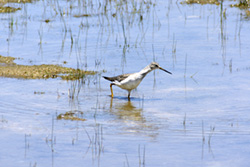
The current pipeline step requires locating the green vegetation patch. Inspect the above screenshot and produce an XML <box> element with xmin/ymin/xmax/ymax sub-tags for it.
<box><xmin>57</xmin><ymin>111</ymin><xmax>86</xmax><ymax>121</ymax></box>
<box><xmin>246</xmin><ymin>10</ymin><xmax>250</xmax><ymax>17</ymax></box>
<box><xmin>0</xmin><ymin>0</ymin><xmax>33</xmax><ymax>13</ymax></box>
<box><xmin>0</xmin><ymin>6</ymin><xmax>21</xmax><ymax>13</ymax></box>
<box><xmin>230</xmin><ymin>0</ymin><xmax>250</xmax><ymax>8</ymax></box>
<box><xmin>73</xmin><ymin>14</ymin><xmax>92</xmax><ymax>18</ymax></box>
<box><xmin>181</xmin><ymin>0</ymin><xmax>220</xmax><ymax>5</ymax></box>
<box><xmin>0</xmin><ymin>55</ymin><xmax>95</xmax><ymax>80</ymax></box>
<box><xmin>0</xmin><ymin>55</ymin><xmax>16</xmax><ymax>65</ymax></box>
<box><xmin>1</xmin><ymin>0</ymin><xmax>32</xmax><ymax>2</ymax></box>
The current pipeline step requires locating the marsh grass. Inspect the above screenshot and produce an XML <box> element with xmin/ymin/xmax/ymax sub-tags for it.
<box><xmin>45</xmin><ymin>116</ymin><xmax>56</xmax><ymax>153</ymax></box>
<box><xmin>82</xmin><ymin>124</ymin><xmax>104</xmax><ymax>166</ymax></box>
<box><xmin>183</xmin><ymin>113</ymin><xmax>186</xmax><ymax>127</ymax></box>
<box><xmin>172</xmin><ymin>34</ymin><xmax>177</xmax><ymax>68</ymax></box>
<box><xmin>125</xmin><ymin>153</ymin><xmax>130</xmax><ymax>167</ymax></box>
<box><xmin>138</xmin><ymin>145</ymin><xmax>146</xmax><ymax>167</ymax></box>
<box><xmin>208</xmin><ymin>125</ymin><xmax>215</xmax><ymax>146</ymax></box>
<box><xmin>124</xmin><ymin>145</ymin><xmax>146</xmax><ymax>167</ymax></box>
<box><xmin>1</xmin><ymin>0</ymin><xmax>160</xmax><ymax>79</ymax></box>
<box><xmin>229</xmin><ymin>59</ymin><xmax>232</xmax><ymax>73</ymax></box>
<box><xmin>0</xmin><ymin>115</ymin><xmax>8</xmax><ymax>124</ymax></box>
<box><xmin>24</xmin><ymin>134</ymin><xmax>31</xmax><ymax>158</ymax></box>
<box><xmin>202</xmin><ymin>121</ymin><xmax>205</xmax><ymax>143</ymax></box>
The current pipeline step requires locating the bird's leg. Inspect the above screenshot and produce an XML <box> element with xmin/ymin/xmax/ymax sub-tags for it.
<box><xmin>110</xmin><ymin>96</ymin><xmax>113</xmax><ymax>109</ymax></box>
<box><xmin>128</xmin><ymin>91</ymin><xmax>131</xmax><ymax>101</ymax></box>
<box><xmin>110</xmin><ymin>83</ymin><xmax>114</xmax><ymax>98</ymax></box>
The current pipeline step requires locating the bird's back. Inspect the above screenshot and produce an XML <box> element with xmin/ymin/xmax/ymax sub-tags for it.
<box><xmin>103</xmin><ymin>74</ymin><xmax>131</xmax><ymax>82</ymax></box>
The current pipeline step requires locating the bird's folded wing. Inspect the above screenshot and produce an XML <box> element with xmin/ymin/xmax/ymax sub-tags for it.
<box><xmin>103</xmin><ymin>73</ymin><xmax>131</xmax><ymax>82</ymax></box>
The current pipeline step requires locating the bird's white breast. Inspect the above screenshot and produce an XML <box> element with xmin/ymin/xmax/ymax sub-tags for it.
<box><xmin>116</xmin><ymin>73</ymin><xmax>143</xmax><ymax>91</ymax></box>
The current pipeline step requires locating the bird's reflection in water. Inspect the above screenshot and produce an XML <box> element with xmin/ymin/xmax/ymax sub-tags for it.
<box><xmin>110</xmin><ymin>98</ymin><xmax>145</xmax><ymax>122</ymax></box>
<box><xmin>109</xmin><ymin>98</ymin><xmax>159</xmax><ymax>138</ymax></box>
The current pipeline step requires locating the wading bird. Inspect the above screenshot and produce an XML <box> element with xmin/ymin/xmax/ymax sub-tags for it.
<box><xmin>103</xmin><ymin>62</ymin><xmax>172</xmax><ymax>100</ymax></box>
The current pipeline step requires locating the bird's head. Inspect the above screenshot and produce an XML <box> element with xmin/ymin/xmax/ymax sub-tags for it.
<box><xmin>149</xmin><ymin>62</ymin><xmax>172</xmax><ymax>74</ymax></box>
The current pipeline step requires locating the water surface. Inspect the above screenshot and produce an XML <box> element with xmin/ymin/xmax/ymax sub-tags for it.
<box><xmin>1</xmin><ymin>0</ymin><xmax>250</xmax><ymax>166</ymax></box>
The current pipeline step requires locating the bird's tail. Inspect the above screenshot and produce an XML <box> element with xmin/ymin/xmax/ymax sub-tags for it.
<box><xmin>102</xmin><ymin>76</ymin><xmax>113</xmax><ymax>82</ymax></box>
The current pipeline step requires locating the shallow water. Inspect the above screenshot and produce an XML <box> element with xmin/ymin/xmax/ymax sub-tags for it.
<box><xmin>1</xmin><ymin>0</ymin><xmax>250</xmax><ymax>166</ymax></box>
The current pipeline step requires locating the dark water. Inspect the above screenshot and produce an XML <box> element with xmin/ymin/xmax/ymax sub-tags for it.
<box><xmin>1</xmin><ymin>0</ymin><xmax>250</xmax><ymax>166</ymax></box>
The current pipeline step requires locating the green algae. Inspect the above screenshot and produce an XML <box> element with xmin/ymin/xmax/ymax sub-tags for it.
<box><xmin>57</xmin><ymin>111</ymin><xmax>86</xmax><ymax>121</ymax></box>
<box><xmin>0</xmin><ymin>55</ymin><xmax>16</xmax><ymax>65</ymax></box>
<box><xmin>180</xmin><ymin>0</ymin><xmax>220</xmax><ymax>5</ymax></box>
<box><xmin>0</xmin><ymin>55</ymin><xmax>95</xmax><ymax>80</ymax></box>
<box><xmin>0</xmin><ymin>0</ymin><xmax>33</xmax><ymax>13</ymax></box>
<box><xmin>0</xmin><ymin>6</ymin><xmax>21</xmax><ymax>13</ymax></box>
<box><xmin>230</xmin><ymin>0</ymin><xmax>250</xmax><ymax>8</ymax></box>
<box><xmin>246</xmin><ymin>10</ymin><xmax>250</xmax><ymax>17</ymax></box>
<box><xmin>0</xmin><ymin>0</ymin><xmax>32</xmax><ymax>3</ymax></box>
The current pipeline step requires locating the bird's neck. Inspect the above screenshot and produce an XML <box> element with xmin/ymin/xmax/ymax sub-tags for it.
<box><xmin>139</xmin><ymin>65</ymin><xmax>152</xmax><ymax>78</ymax></box>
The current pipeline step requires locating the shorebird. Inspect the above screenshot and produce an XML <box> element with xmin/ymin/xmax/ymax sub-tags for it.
<box><xmin>103</xmin><ymin>62</ymin><xmax>172</xmax><ymax>99</ymax></box>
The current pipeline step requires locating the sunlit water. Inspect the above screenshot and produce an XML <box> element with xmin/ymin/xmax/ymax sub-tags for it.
<box><xmin>0</xmin><ymin>0</ymin><xmax>250</xmax><ymax>166</ymax></box>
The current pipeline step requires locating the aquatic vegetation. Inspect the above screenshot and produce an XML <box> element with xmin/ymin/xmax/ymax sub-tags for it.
<box><xmin>34</xmin><ymin>91</ymin><xmax>45</xmax><ymax>94</ymax></box>
<box><xmin>0</xmin><ymin>55</ymin><xmax>95</xmax><ymax>80</ymax></box>
<box><xmin>246</xmin><ymin>9</ymin><xmax>250</xmax><ymax>17</ymax></box>
<box><xmin>1</xmin><ymin>0</ymin><xmax>32</xmax><ymax>2</ymax></box>
<box><xmin>57</xmin><ymin>111</ymin><xmax>86</xmax><ymax>121</ymax></box>
<box><xmin>180</xmin><ymin>0</ymin><xmax>220</xmax><ymax>5</ymax></box>
<box><xmin>0</xmin><ymin>6</ymin><xmax>21</xmax><ymax>13</ymax></box>
<box><xmin>0</xmin><ymin>0</ymin><xmax>32</xmax><ymax>13</ymax></box>
<box><xmin>0</xmin><ymin>55</ymin><xmax>16</xmax><ymax>65</ymax></box>
<box><xmin>229</xmin><ymin>1</ymin><xmax>250</xmax><ymax>19</ymax></box>
<box><xmin>230</xmin><ymin>0</ymin><xmax>250</xmax><ymax>8</ymax></box>
<box><xmin>73</xmin><ymin>14</ymin><xmax>93</xmax><ymax>18</ymax></box>
<box><xmin>44</xmin><ymin>19</ymin><xmax>51</xmax><ymax>23</ymax></box>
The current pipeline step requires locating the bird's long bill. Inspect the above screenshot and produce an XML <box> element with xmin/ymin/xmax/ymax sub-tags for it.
<box><xmin>159</xmin><ymin>67</ymin><xmax>172</xmax><ymax>75</ymax></box>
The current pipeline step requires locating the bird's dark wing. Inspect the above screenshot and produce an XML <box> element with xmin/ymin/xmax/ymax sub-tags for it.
<box><xmin>103</xmin><ymin>73</ymin><xmax>131</xmax><ymax>82</ymax></box>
